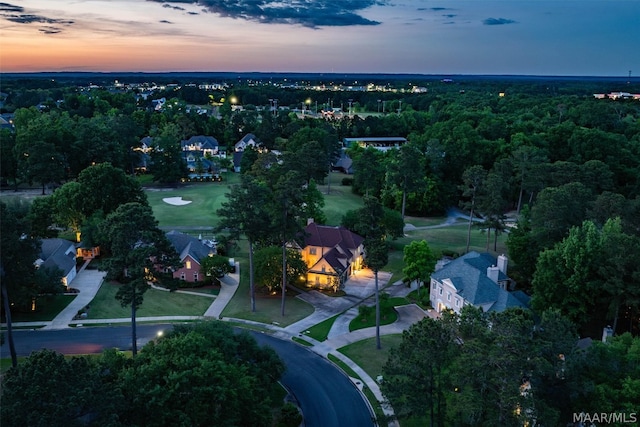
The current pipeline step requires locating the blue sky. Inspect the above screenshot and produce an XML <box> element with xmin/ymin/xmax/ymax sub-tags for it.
<box><xmin>1</xmin><ymin>0</ymin><xmax>639</xmax><ymax>76</ymax></box>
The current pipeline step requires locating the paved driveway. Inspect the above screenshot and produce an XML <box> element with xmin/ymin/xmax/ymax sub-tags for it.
<box><xmin>343</xmin><ymin>269</ymin><xmax>392</xmax><ymax>298</ymax></box>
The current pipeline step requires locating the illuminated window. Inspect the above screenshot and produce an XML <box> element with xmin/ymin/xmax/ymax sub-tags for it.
<box><xmin>186</xmin><ymin>260</ymin><xmax>192</xmax><ymax>269</ymax></box>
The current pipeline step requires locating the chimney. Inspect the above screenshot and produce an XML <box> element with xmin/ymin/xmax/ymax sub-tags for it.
<box><xmin>307</xmin><ymin>218</ymin><xmax>314</xmax><ymax>225</ymax></box>
<box><xmin>497</xmin><ymin>254</ymin><xmax>508</xmax><ymax>275</ymax></box>
<box><xmin>602</xmin><ymin>326</ymin><xmax>614</xmax><ymax>343</ymax></box>
<box><xmin>487</xmin><ymin>265</ymin><xmax>500</xmax><ymax>284</ymax></box>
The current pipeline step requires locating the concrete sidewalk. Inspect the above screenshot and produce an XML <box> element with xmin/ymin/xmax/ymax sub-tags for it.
<box><xmin>8</xmin><ymin>262</ymin><xmax>429</xmax><ymax>426</ymax></box>
<box><xmin>203</xmin><ymin>262</ymin><xmax>239</xmax><ymax>318</ymax></box>
<box><xmin>42</xmin><ymin>262</ymin><xmax>107</xmax><ymax>330</ymax></box>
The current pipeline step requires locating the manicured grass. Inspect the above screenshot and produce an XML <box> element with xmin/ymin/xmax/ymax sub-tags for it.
<box><xmin>86</xmin><ymin>282</ymin><xmax>214</xmax><ymax>319</ymax></box>
<box><xmin>338</xmin><ymin>334</ymin><xmax>404</xmax><ymax>382</ymax></box>
<box><xmin>11</xmin><ymin>295</ymin><xmax>76</xmax><ymax>322</ymax></box>
<box><xmin>305</xmin><ymin>313</ymin><xmax>340</xmax><ymax>341</ymax></box>
<box><xmin>403</xmin><ymin>215</ymin><xmax>451</xmax><ymax>227</ymax></box>
<box><xmin>220</xmin><ymin>239</ymin><xmax>315</xmax><ymax>327</ymax></box>
<box><xmin>145</xmin><ymin>180</ymin><xmax>238</xmax><ymax>228</ymax></box>
<box><xmin>403</xmin><ymin>223</ymin><xmax>508</xmax><ymax>256</ymax></box>
<box><xmin>291</xmin><ymin>336</ymin><xmax>313</xmax><ymax>347</ymax></box>
<box><xmin>315</xmin><ymin>173</ymin><xmax>364</xmax><ymax>226</ymax></box>
<box><xmin>384</xmin><ymin>224</ymin><xmax>508</xmax><ymax>283</ymax></box>
<box><xmin>350</xmin><ymin>297</ymin><xmax>409</xmax><ymax>332</ymax></box>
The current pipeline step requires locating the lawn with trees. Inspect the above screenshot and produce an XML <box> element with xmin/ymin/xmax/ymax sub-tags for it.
<box><xmin>1</xmin><ymin>75</ymin><xmax>639</xmax><ymax>426</ymax></box>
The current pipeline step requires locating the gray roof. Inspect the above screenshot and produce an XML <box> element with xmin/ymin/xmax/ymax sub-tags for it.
<box><xmin>182</xmin><ymin>135</ymin><xmax>219</xmax><ymax>150</ymax></box>
<box><xmin>166</xmin><ymin>231</ymin><xmax>215</xmax><ymax>264</ymax></box>
<box><xmin>39</xmin><ymin>238</ymin><xmax>76</xmax><ymax>276</ymax></box>
<box><xmin>431</xmin><ymin>251</ymin><xmax>528</xmax><ymax>312</ymax></box>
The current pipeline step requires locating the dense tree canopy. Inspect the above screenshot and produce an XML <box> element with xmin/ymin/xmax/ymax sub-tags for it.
<box><xmin>0</xmin><ymin>321</ymin><xmax>286</xmax><ymax>427</ymax></box>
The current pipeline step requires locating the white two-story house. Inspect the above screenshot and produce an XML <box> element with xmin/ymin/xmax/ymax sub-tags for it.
<box><xmin>429</xmin><ymin>251</ymin><xmax>529</xmax><ymax>314</ymax></box>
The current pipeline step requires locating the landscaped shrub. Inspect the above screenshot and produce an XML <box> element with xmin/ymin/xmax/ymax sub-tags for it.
<box><xmin>277</xmin><ymin>402</ymin><xmax>302</xmax><ymax>427</ymax></box>
<box><xmin>341</xmin><ymin>177</ymin><xmax>353</xmax><ymax>186</ymax></box>
<box><xmin>441</xmin><ymin>249</ymin><xmax>459</xmax><ymax>258</ymax></box>
<box><xmin>358</xmin><ymin>304</ymin><xmax>373</xmax><ymax>320</ymax></box>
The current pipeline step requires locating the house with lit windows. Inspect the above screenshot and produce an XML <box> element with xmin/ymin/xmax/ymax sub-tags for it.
<box><xmin>429</xmin><ymin>251</ymin><xmax>529</xmax><ymax>314</ymax></box>
<box><xmin>298</xmin><ymin>220</ymin><xmax>364</xmax><ymax>290</ymax></box>
<box><xmin>165</xmin><ymin>230</ymin><xmax>217</xmax><ymax>283</ymax></box>
<box><xmin>36</xmin><ymin>238</ymin><xmax>77</xmax><ymax>289</ymax></box>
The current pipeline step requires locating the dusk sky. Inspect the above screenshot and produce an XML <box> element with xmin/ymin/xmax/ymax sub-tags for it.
<box><xmin>1</xmin><ymin>1</ymin><xmax>639</xmax><ymax>76</ymax></box>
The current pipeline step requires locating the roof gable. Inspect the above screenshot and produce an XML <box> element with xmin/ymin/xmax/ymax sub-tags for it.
<box><xmin>166</xmin><ymin>231</ymin><xmax>215</xmax><ymax>264</ymax></box>
<box><xmin>39</xmin><ymin>238</ymin><xmax>76</xmax><ymax>276</ymax></box>
<box><xmin>431</xmin><ymin>251</ymin><xmax>526</xmax><ymax>312</ymax></box>
<box><xmin>303</xmin><ymin>223</ymin><xmax>363</xmax><ymax>250</ymax></box>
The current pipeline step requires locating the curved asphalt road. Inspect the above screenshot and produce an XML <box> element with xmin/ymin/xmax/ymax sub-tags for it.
<box><xmin>1</xmin><ymin>325</ymin><xmax>373</xmax><ymax>427</ymax></box>
<box><xmin>249</xmin><ymin>331</ymin><xmax>374</xmax><ymax>427</ymax></box>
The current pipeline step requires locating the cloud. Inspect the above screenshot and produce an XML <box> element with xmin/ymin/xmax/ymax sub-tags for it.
<box><xmin>0</xmin><ymin>2</ymin><xmax>74</xmax><ymax>33</ymax></box>
<box><xmin>159</xmin><ymin>19</ymin><xmax>173</xmax><ymax>24</ymax></box>
<box><xmin>0</xmin><ymin>2</ymin><xmax>22</xmax><ymax>12</ymax></box>
<box><xmin>149</xmin><ymin>0</ymin><xmax>385</xmax><ymax>27</ymax></box>
<box><xmin>483</xmin><ymin>17</ymin><xmax>516</xmax><ymax>26</ymax></box>
<box><xmin>427</xmin><ymin>7</ymin><xmax>453</xmax><ymax>12</ymax></box>
<box><xmin>163</xmin><ymin>4</ymin><xmax>186</xmax><ymax>11</ymax></box>
<box><xmin>39</xmin><ymin>26</ymin><xmax>63</xmax><ymax>34</ymax></box>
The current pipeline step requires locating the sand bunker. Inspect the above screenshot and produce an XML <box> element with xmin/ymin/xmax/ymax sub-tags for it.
<box><xmin>162</xmin><ymin>197</ymin><xmax>193</xmax><ymax>206</ymax></box>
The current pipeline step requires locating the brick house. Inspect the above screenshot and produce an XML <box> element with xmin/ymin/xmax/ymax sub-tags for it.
<box><xmin>165</xmin><ymin>231</ymin><xmax>217</xmax><ymax>283</ymax></box>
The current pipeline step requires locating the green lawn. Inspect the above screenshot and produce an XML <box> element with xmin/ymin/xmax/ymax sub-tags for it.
<box><xmin>10</xmin><ymin>295</ymin><xmax>76</xmax><ymax>322</ymax></box>
<box><xmin>383</xmin><ymin>224</ymin><xmax>508</xmax><ymax>283</ymax></box>
<box><xmin>220</xmin><ymin>239</ymin><xmax>315</xmax><ymax>327</ymax></box>
<box><xmin>86</xmin><ymin>282</ymin><xmax>214</xmax><ymax>318</ymax></box>
<box><xmin>316</xmin><ymin>174</ymin><xmax>364</xmax><ymax>226</ymax></box>
<box><xmin>145</xmin><ymin>180</ymin><xmax>239</xmax><ymax>228</ymax></box>
<box><xmin>350</xmin><ymin>297</ymin><xmax>409</xmax><ymax>331</ymax></box>
<box><xmin>338</xmin><ymin>334</ymin><xmax>404</xmax><ymax>382</ymax></box>
<box><xmin>305</xmin><ymin>313</ymin><xmax>340</xmax><ymax>341</ymax></box>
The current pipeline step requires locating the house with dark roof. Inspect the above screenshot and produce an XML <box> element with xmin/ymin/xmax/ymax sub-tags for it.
<box><xmin>298</xmin><ymin>221</ymin><xmax>364</xmax><ymax>290</ymax></box>
<box><xmin>343</xmin><ymin>136</ymin><xmax>407</xmax><ymax>152</ymax></box>
<box><xmin>36</xmin><ymin>238</ymin><xmax>77</xmax><ymax>289</ymax></box>
<box><xmin>232</xmin><ymin>134</ymin><xmax>264</xmax><ymax>172</ymax></box>
<box><xmin>165</xmin><ymin>231</ymin><xmax>217</xmax><ymax>283</ymax></box>
<box><xmin>234</xmin><ymin>133</ymin><xmax>261</xmax><ymax>152</ymax></box>
<box><xmin>429</xmin><ymin>251</ymin><xmax>529</xmax><ymax>314</ymax></box>
<box><xmin>181</xmin><ymin>135</ymin><xmax>219</xmax><ymax>157</ymax></box>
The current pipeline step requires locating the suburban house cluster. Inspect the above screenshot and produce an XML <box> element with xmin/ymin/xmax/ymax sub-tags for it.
<box><xmin>38</xmin><ymin>230</ymin><xmax>220</xmax><ymax>290</ymax></box>
<box><xmin>429</xmin><ymin>251</ymin><xmax>530</xmax><ymax>314</ymax></box>
<box><xmin>133</xmin><ymin>133</ymin><xmax>271</xmax><ymax>179</ymax></box>
<box><xmin>180</xmin><ymin>135</ymin><xmax>223</xmax><ymax>180</ymax></box>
